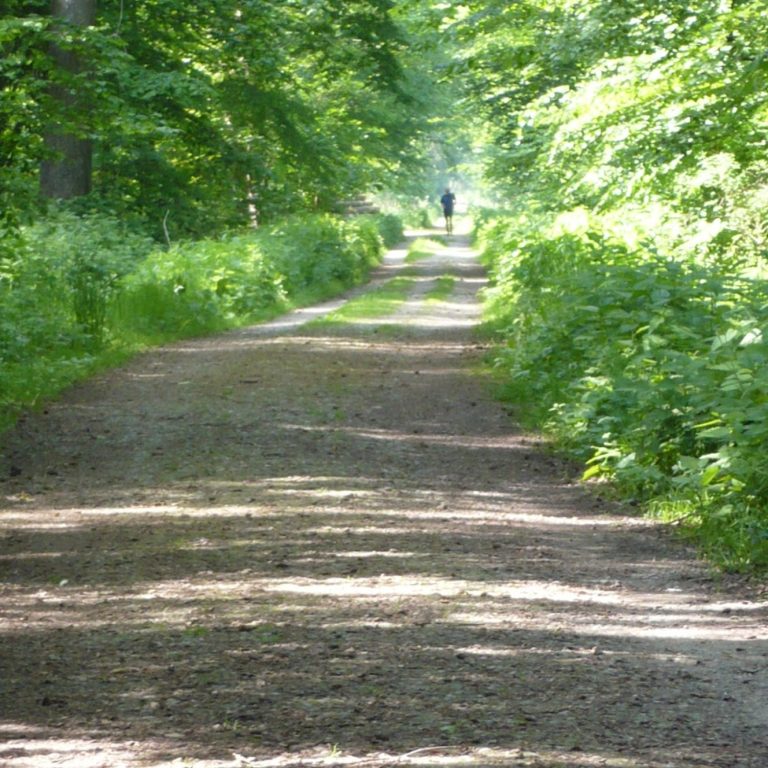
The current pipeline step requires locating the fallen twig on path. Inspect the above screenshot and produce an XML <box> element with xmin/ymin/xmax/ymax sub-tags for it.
<box><xmin>233</xmin><ymin>746</ymin><xmax>459</xmax><ymax>768</ymax></box>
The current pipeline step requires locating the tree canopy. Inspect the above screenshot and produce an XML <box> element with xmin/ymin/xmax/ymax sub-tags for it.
<box><xmin>447</xmin><ymin>0</ymin><xmax>768</xmax><ymax>264</ymax></box>
<box><xmin>1</xmin><ymin>0</ymin><xmax>448</xmax><ymax>237</ymax></box>
<box><xmin>4</xmin><ymin>0</ymin><xmax>768</xmax><ymax>241</ymax></box>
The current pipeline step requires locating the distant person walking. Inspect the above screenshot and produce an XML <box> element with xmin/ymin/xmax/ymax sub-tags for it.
<box><xmin>440</xmin><ymin>188</ymin><xmax>456</xmax><ymax>234</ymax></box>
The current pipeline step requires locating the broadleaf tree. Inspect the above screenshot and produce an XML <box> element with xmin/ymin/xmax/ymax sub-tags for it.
<box><xmin>2</xmin><ymin>0</ymin><xmax>447</xmax><ymax>236</ymax></box>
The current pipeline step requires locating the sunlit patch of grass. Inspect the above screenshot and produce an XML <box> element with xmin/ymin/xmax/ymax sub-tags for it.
<box><xmin>425</xmin><ymin>275</ymin><xmax>456</xmax><ymax>302</ymax></box>
<box><xmin>366</xmin><ymin>323</ymin><xmax>409</xmax><ymax>339</ymax></box>
<box><xmin>648</xmin><ymin>498</ymin><xmax>699</xmax><ymax>525</ymax></box>
<box><xmin>405</xmin><ymin>237</ymin><xmax>447</xmax><ymax>263</ymax></box>
<box><xmin>308</xmin><ymin>276</ymin><xmax>415</xmax><ymax>326</ymax></box>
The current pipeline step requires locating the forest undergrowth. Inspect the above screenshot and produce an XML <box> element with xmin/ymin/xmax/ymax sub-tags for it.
<box><xmin>477</xmin><ymin>208</ymin><xmax>768</xmax><ymax>574</ymax></box>
<box><xmin>0</xmin><ymin>211</ymin><xmax>403</xmax><ymax>435</ymax></box>
<box><xmin>457</xmin><ymin>1</ymin><xmax>768</xmax><ymax>577</ymax></box>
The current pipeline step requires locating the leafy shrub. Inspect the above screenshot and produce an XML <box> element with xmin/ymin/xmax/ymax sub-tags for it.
<box><xmin>115</xmin><ymin>234</ymin><xmax>287</xmax><ymax>338</ymax></box>
<box><xmin>11</xmin><ymin>211</ymin><xmax>154</xmax><ymax>343</ymax></box>
<box><xmin>481</xmin><ymin>211</ymin><xmax>768</xmax><ymax>571</ymax></box>
<box><xmin>117</xmin><ymin>214</ymin><xmax>390</xmax><ymax>338</ymax></box>
<box><xmin>399</xmin><ymin>204</ymin><xmax>434</xmax><ymax>229</ymax></box>
<box><xmin>0</xmin><ymin>211</ymin><xmax>153</xmax><ymax>430</ymax></box>
<box><xmin>1</xmin><ymin>210</ymin><xmax>400</xmax><ymax>432</ymax></box>
<box><xmin>369</xmin><ymin>213</ymin><xmax>405</xmax><ymax>248</ymax></box>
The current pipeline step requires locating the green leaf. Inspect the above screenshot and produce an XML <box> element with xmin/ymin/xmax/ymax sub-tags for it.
<box><xmin>582</xmin><ymin>464</ymin><xmax>604</xmax><ymax>481</ymax></box>
<box><xmin>697</xmin><ymin>426</ymin><xmax>732</xmax><ymax>440</ymax></box>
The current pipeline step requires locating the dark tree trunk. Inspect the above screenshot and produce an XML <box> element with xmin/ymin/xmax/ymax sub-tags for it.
<box><xmin>40</xmin><ymin>0</ymin><xmax>97</xmax><ymax>200</ymax></box>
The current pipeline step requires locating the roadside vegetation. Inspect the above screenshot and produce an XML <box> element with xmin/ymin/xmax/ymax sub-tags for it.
<box><xmin>0</xmin><ymin>211</ymin><xmax>403</xmax><ymax>434</ymax></box>
<box><xmin>460</xmin><ymin>1</ymin><xmax>768</xmax><ymax>572</ymax></box>
<box><xmin>479</xmin><ymin>211</ymin><xmax>768</xmax><ymax>572</ymax></box>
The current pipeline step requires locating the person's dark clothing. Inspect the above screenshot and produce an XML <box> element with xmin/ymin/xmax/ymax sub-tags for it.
<box><xmin>441</xmin><ymin>192</ymin><xmax>455</xmax><ymax>216</ymax></box>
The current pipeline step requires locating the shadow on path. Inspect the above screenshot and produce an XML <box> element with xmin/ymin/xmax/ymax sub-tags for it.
<box><xmin>1</xmin><ymin>230</ymin><xmax>767</xmax><ymax>768</ymax></box>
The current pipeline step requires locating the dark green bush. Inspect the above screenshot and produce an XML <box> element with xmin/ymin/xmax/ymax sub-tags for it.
<box><xmin>369</xmin><ymin>213</ymin><xmax>405</xmax><ymax>248</ymax></box>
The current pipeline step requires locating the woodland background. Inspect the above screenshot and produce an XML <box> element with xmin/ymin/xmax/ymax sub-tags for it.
<box><xmin>2</xmin><ymin>0</ymin><xmax>768</xmax><ymax>571</ymax></box>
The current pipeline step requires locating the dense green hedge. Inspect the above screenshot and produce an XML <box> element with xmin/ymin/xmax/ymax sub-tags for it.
<box><xmin>479</xmin><ymin>210</ymin><xmax>768</xmax><ymax>572</ymax></box>
<box><xmin>0</xmin><ymin>211</ymin><xmax>403</xmax><ymax>433</ymax></box>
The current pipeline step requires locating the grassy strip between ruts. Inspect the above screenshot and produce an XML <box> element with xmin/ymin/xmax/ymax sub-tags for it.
<box><xmin>404</xmin><ymin>237</ymin><xmax>447</xmax><ymax>264</ymax></box>
<box><xmin>307</xmin><ymin>275</ymin><xmax>416</xmax><ymax>327</ymax></box>
<box><xmin>425</xmin><ymin>275</ymin><xmax>456</xmax><ymax>303</ymax></box>
<box><xmin>309</xmin><ymin>243</ymin><xmax>458</xmax><ymax>329</ymax></box>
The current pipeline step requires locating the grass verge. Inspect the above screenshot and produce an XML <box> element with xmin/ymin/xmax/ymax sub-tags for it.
<box><xmin>307</xmin><ymin>276</ymin><xmax>416</xmax><ymax>328</ymax></box>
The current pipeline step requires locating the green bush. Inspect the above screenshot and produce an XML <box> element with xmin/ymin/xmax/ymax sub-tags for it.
<box><xmin>2</xmin><ymin>211</ymin><xmax>153</xmax><ymax>347</ymax></box>
<box><xmin>0</xmin><ymin>210</ymin><xmax>400</xmax><ymax>433</ymax></box>
<box><xmin>481</xmin><ymin>211</ymin><xmax>768</xmax><ymax>571</ymax></box>
<box><xmin>399</xmin><ymin>204</ymin><xmax>434</xmax><ymax>229</ymax></box>
<box><xmin>116</xmin><ymin>212</ymin><xmax>387</xmax><ymax>338</ymax></box>
<box><xmin>115</xmin><ymin>234</ymin><xmax>287</xmax><ymax>338</ymax></box>
<box><xmin>369</xmin><ymin>213</ymin><xmax>405</xmax><ymax>248</ymax></box>
<box><xmin>0</xmin><ymin>211</ymin><xmax>154</xmax><ymax>430</ymax></box>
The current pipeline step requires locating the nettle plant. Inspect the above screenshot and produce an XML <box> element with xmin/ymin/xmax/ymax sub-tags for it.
<box><xmin>19</xmin><ymin>211</ymin><xmax>153</xmax><ymax>346</ymax></box>
<box><xmin>482</xmin><ymin>213</ymin><xmax>768</xmax><ymax>570</ymax></box>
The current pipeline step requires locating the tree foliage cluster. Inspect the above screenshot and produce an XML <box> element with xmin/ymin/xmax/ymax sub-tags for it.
<box><xmin>458</xmin><ymin>0</ymin><xmax>768</xmax><ymax>569</ymax></box>
<box><xmin>1</xmin><ymin>0</ymin><xmax>435</xmax><ymax>237</ymax></box>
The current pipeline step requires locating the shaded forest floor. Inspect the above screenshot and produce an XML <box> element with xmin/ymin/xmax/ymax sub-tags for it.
<box><xmin>1</xmin><ymin>232</ymin><xmax>767</xmax><ymax>768</ymax></box>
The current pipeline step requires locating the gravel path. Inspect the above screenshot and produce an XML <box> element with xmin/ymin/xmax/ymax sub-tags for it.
<box><xmin>1</xmin><ymin>232</ymin><xmax>767</xmax><ymax>768</ymax></box>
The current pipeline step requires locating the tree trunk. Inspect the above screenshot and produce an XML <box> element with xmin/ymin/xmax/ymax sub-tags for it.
<box><xmin>40</xmin><ymin>0</ymin><xmax>97</xmax><ymax>200</ymax></box>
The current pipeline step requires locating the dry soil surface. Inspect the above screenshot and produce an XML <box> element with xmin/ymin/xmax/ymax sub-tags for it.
<box><xmin>1</xmin><ymin>233</ymin><xmax>767</xmax><ymax>768</ymax></box>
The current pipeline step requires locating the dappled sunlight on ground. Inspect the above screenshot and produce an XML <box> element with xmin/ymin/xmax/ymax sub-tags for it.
<box><xmin>0</xmin><ymin>727</ymin><xmax>666</xmax><ymax>768</ymax></box>
<box><xmin>2</xmin><ymin>233</ymin><xmax>767</xmax><ymax>768</ymax></box>
<box><xmin>3</xmin><ymin>481</ymin><xmax>767</xmax><ymax>659</ymax></box>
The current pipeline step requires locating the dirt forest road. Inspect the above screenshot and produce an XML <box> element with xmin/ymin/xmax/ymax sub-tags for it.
<box><xmin>1</xmin><ymin>231</ymin><xmax>767</xmax><ymax>768</ymax></box>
